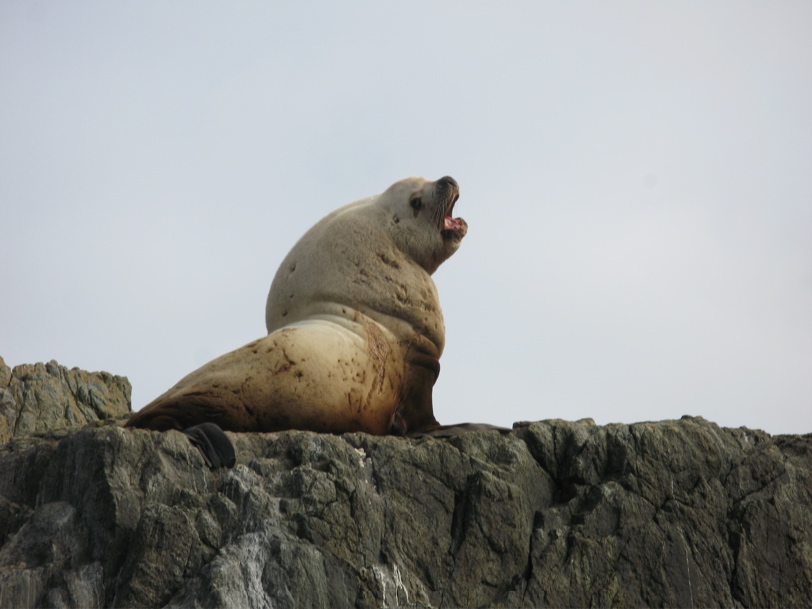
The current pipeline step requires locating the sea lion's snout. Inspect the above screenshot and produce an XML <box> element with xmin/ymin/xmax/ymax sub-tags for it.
<box><xmin>437</xmin><ymin>176</ymin><xmax>458</xmax><ymax>189</ymax></box>
<box><xmin>436</xmin><ymin>176</ymin><xmax>460</xmax><ymax>203</ymax></box>
<box><xmin>435</xmin><ymin>176</ymin><xmax>460</xmax><ymax>209</ymax></box>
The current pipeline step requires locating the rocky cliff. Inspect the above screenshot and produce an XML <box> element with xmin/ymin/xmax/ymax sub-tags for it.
<box><xmin>0</xmin><ymin>358</ymin><xmax>810</xmax><ymax>608</ymax></box>
<box><xmin>0</xmin><ymin>356</ymin><xmax>131</xmax><ymax>445</ymax></box>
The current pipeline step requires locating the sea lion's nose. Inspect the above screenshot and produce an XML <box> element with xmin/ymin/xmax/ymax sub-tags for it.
<box><xmin>438</xmin><ymin>176</ymin><xmax>458</xmax><ymax>189</ymax></box>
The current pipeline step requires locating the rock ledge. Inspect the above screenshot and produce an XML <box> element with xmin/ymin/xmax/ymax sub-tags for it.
<box><xmin>0</xmin><ymin>360</ymin><xmax>809</xmax><ymax>608</ymax></box>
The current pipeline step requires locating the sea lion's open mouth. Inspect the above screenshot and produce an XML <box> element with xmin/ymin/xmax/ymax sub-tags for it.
<box><xmin>434</xmin><ymin>176</ymin><xmax>466</xmax><ymax>238</ymax></box>
<box><xmin>443</xmin><ymin>194</ymin><xmax>465</xmax><ymax>231</ymax></box>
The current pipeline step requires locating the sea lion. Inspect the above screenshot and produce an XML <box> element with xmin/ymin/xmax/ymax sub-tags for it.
<box><xmin>126</xmin><ymin>176</ymin><xmax>471</xmax><ymax>446</ymax></box>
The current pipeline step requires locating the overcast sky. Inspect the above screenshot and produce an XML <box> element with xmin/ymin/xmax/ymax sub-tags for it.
<box><xmin>2</xmin><ymin>2</ymin><xmax>810</xmax><ymax>435</ymax></box>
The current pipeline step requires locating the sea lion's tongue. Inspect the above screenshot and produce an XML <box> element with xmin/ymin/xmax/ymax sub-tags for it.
<box><xmin>444</xmin><ymin>216</ymin><xmax>465</xmax><ymax>230</ymax></box>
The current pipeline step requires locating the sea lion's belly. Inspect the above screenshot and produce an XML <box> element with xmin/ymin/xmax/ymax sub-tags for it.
<box><xmin>250</xmin><ymin>315</ymin><xmax>405</xmax><ymax>434</ymax></box>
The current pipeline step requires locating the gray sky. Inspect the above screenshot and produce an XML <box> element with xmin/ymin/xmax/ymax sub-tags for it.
<box><xmin>2</xmin><ymin>2</ymin><xmax>810</xmax><ymax>435</ymax></box>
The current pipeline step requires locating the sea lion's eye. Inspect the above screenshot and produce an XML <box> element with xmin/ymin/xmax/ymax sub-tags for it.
<box><xmin>410</xmin><ymin>197</ymin><xmax>423</xmax><ymax>210</ymax></box>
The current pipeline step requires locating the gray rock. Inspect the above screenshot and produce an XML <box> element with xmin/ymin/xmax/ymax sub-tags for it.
<box><xmin>0</xmin><ymin>356</ymin><xmax>131</xmax><ymax>443</ymax></box>
<box><xmin>1</xmin><ymin>407</ymin><xmax>810</xmax><ymax>608</ymax></box>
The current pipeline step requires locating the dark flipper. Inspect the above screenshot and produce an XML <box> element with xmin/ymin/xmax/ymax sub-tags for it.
<box><xmin>388</xmin><ymin>335</ymin><xmax>443</xmax><ymax>435</ymax></box>
<box><xmin>182</xmin><ymin>422</ymin><xmax>236</xmax><ymax>469</ymax></box>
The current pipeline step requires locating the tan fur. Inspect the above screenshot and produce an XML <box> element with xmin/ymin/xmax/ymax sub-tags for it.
<box><xmin>126</xmin><ymin>176</ymin><xmax>466</xmax><ymax>435</ymax></box>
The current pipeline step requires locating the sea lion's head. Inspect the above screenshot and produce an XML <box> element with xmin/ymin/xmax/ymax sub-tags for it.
<box><xmin>382</xmin><ymin>175</ymin><xmax>467</xmax><ymax>274</ymax></box>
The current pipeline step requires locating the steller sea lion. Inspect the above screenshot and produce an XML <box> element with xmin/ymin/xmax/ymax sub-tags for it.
<box><xmin>126</xmin><ymin>176</ymin><xmax>502</xmax><ymax>465</ymax></box>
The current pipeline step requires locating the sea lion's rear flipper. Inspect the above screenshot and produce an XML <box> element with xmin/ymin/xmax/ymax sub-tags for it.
<box><xmin>125</xmin><ymin>401</ymin><xmax>237</xmax><ymax>469</ymax></box>
<box><xmin>182</xmin><ymin>423</ymin><xmax>236</xmax><ymax>469</ymax></box>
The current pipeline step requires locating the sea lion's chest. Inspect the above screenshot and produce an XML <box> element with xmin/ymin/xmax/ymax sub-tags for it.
<box><xmin>266</xmin><ymin>208</ymin><xmax>445</xmax><ymax>352</ymax></box>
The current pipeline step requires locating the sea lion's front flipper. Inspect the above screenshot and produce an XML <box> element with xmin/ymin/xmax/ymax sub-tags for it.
<box><xmin>388</xmin><ymin>334</ymin><xmax>442</xmax><ymax>435</ymax></box>
<box><xmin>182</xmin><ymin>422</ymin><xmax>236</xmax><ymax>469</ymax></box>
